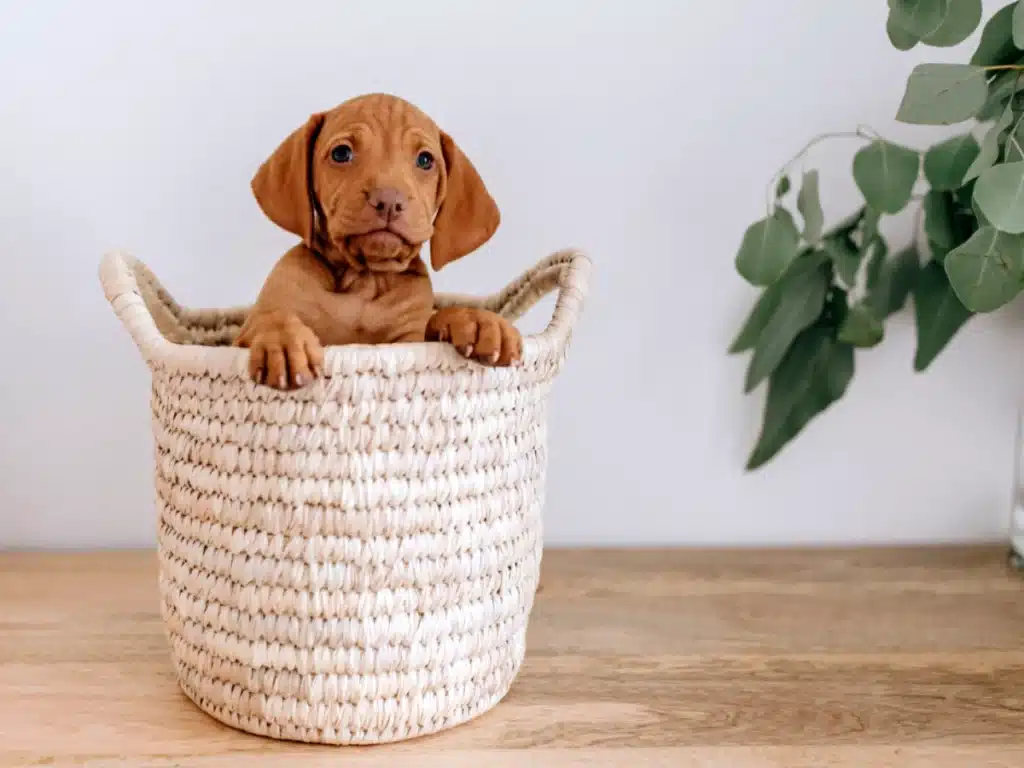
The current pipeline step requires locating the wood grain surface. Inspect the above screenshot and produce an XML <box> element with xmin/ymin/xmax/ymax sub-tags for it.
<box><xmin>1</xmin><ymin>547</ymin><xmax>1022</xmax><ymax>767</ymax></box>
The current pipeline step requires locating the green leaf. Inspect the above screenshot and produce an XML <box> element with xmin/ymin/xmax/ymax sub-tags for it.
<box><xmin>1014</xmin><ymin>0</ymin><xmax>1024</xmax><ymax>48</ymax></box>
<box><xmin>746</xmin><ymin>325</ymin><xmax>855</xmax><ymax>470</ymax></box>
<box><xmin>924</xmin><ymin>190</ymin><xmax>957</xmax><ymax>249</ymax></box>
<box><xmin>963</xmin><ymin>103</ymin><xmax>1015</xmax><ymax>182</ymax></box>
<box><xmin>824</xmin><ymin>208</ymin><xmax>883</xmax><ymax>287</ymax></box>
<box><xmin>869</xmin><ymin>245</ymin><xmax>921</xmax><ymax>317</ymax></box>
<box><xmin>729</xmin><ymin>251</ymin><xmax>820</xmax><ymax>353</ymax></box>
<box><xmin>838</xmin><ymin>303</ymin><xmax>885</xmax><ymax>348</ymax></box>
<box><xmin>973</xmin><ymin>160</ymin><xmax>1024</xmax><ymax>234</ymax></box>
<box><xmin>913</xmin><ymin>260</ymin><xmax>973</xmax><ymax>371</ymax></box>
<box><xmin>823</xmin><ymin>235</ymin><xmax>861</xmax><ymax>287</ymax></box>
<box><xmin>923</xmin><ymin>0</ymin><xmax>983</xmax><ymax>47</ymax></box>
<box><xmin>735</xmin><ymin>209</ymin><xmax>801</xmax><ymax>286</ymax></box>
<box><xmin>811</xmin><ymin>207</ymin><xmax>868</xmax><ymax>288</ymax></box>
<box><xmin>733</xmin><ymin>294</ymin><xmax>778</xmax><ymax>358</ymax></box>
<box><xmin>888</xmin><ymin>247</ymin><xmax>922</xmax><ymax>315</ymax></box>
<box><xmin>776</xmin><ymin>207</ymin><xmax>798</xmax><ymax>234</ymax></box>
<box><xmin>888</xmin><ymin>12</ymin><xmax>920</xmax><ymax>50</ymax></box>
<box><xmin>888</xmin><ymin>0</ymin><xmax>949</xmax><ymax>40</ymax></box>
<box><xmin>731</xmin><ymin>292</ymin><xmax>778</xmax><ymax>356</ymax></box>
<box><xmin>852</xmin><ymin>141</ymin><xmax>920</xmax><ymax>214</ymax></box>
<box><xmin>775</xmin><ymin>175</ymin><xmax>791</xmax><ymax>198</ymax></box>
<box><xmin>944</xmin><ymin>225</ymin><xmax>1024</xmax><ymax>311</ymax></box>
<box><xmin>797</xmin><ymin>170</ymin><xmax>825</xmax><ymax>245</ymax></box>
<box><xmin>743</xmin><ymin>255</ymin><xmax>830</xmax><ymax>393</ymax></box>
<box><xmin>896</xmin><ymin>63</ymin><xmax>989</xmax><ymax>125</ymax></box>
<box><xmin>923</xmin><ymin>133</ymin><xmax>981</xmax><ymax>190</ymax></box>
<box><xmin>970</xmin><ymin>2</ymin><xmax>1019</xmax><ymax>67</ymax></box>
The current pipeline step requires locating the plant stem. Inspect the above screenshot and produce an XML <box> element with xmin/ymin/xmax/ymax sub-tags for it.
<box><xmin>984</xmin><ymin>65</ymin><xmax>1024</xmax><ymax>72</ymax></box>
<box><xmin>996</xmin><ymin>72</ymin><xmax>1024</xmax><ymax>163</ymax></box>
<box><xmin>914</xmin><ymin>201</ymin><xmax>925</xmax><ymax>257</ymax></box>
<box><xmin>765</xmin><ymin>128</ymin><xmax>875</xmax><ymax>214</ymax></box>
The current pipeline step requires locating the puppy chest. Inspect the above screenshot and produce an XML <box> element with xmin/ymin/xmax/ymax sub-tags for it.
<box><xmin>345</xmin><ymin>273</ymin><xmax>433</xmax><ymax>342</ymax></box>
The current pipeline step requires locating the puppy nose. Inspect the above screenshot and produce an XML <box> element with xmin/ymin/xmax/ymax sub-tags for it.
<box><xmin>367</xmin><ymin>187</ymin><xmax>407</xmax><ymax>221</ymax></box>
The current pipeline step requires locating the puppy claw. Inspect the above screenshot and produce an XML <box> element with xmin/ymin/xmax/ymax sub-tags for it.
<box><xmin>427</xmin><ymin>308</ymin><xmax>522</xmax><ymax>368</ymax></box>
<box><xmin>239</xmin><ymin>311</ymin><xmax>323</xmax><ymax>391</ymax></box>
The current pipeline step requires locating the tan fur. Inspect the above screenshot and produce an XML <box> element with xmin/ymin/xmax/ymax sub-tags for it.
<box><xmin>235</xmin><ymin>93</ymin><xmax>521</xmax><ymax>389</ymax></box>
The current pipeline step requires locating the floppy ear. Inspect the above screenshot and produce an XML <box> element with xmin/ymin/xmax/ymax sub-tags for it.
<box><xmin>251</xmin><ymin>112</ymin><xmax>325</xmax><ymax>247</ymax></box>
<box><xmin>430</xmin><ymin>131</ymin><xmax>501</xmax><ymax>271</ymax></box>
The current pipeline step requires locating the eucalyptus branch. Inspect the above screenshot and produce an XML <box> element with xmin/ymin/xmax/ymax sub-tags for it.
<box><xmin>732</xmin><ymin>4</ymin><xmax>1024</xmax><ymax>471</ymax></box>
<box><xmin>764</xmin><ymin>127</ymin><xmax>887</xmax><ymax>214</ymax></box>
<box><xmin>765</xmin><ymin>129</ymin><xmax>876</xmax><ymax>214</ymax></box>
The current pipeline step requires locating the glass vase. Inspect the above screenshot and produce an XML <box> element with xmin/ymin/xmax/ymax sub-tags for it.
<box><xmin>1010</xmin><ymin>407</ymin><xmax>1024</xmax><ymax>571</ymax></box>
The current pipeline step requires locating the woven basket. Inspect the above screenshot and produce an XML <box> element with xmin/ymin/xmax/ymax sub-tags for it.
<box><xmin>98</xmin><ymin>248</ymin><xmax>590</xmax><ymax>745</ymax></box>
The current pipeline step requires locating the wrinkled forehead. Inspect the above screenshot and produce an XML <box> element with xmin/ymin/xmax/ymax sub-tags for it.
<box><xmin>318</xmin><ymin>95</ymin><xmax>440</xmax><ymax>150</ymax></box>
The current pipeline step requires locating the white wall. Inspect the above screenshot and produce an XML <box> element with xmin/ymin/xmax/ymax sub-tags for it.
<box><xmin>2</xmin><ymin>0</ymin><xmax>1020</xmax><ymax>549</ymax></box>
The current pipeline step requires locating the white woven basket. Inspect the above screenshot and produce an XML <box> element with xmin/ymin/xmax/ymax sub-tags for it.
<box><xmin>98</xmin><ymin>248</ymin><xmax>590</xmax><ymax>745</ymax></box>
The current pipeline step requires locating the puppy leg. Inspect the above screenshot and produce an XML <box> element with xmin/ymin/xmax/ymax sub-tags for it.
<box><xmin>234</xmin><ymin>309</ymin><xmax>325</xmax><ymax>389</ymax></box>
<box><xmin>426</xmin><ymin>307</ymin><xmax>522</xmax><ymax>366</ymax></box>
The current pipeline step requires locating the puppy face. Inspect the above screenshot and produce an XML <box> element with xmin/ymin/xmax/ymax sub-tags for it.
<box><xmin>313</xmin><ymin>96</ymin><xmax>440</xmax><ymax>271</ymax></box>
<box><xmin>251</xmin><ymin>93</ymin><xmax>500</xmax><ymax>273</ymax></box>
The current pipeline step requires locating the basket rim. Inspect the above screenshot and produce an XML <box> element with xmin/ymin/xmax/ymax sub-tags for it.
<box><xmin>100</xmin><ymin>248</ymin><xmax>592</xmax><ymax>381</ymax></box>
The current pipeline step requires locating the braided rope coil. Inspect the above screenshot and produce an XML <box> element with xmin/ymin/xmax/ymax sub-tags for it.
<box><xmin>99</xmin><ymin>249</ymin><xmax>591</xmax><ymax>744</ymax></box>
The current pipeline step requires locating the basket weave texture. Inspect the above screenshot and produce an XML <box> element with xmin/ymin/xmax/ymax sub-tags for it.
<box><xmin>99</xmin><ymin>249</ymin><xmax>590</xmax><ymax>745</ymax></box>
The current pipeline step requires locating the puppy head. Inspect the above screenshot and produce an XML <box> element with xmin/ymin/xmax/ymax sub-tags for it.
<box><xmin>251</xmin><ymin>93</ymin><xmax>500</xmax><ymax>273</ymax></box>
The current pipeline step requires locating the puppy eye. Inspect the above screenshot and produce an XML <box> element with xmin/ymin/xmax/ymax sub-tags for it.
<box><xmin>416</xmin><ymin>151</ymin><xmax>434</xmax><ymax>170</ymax></box>
<box><xmin>331</xmin><ymin>144</ymin><xmax>353</xmax><ymax>164</ymax></box>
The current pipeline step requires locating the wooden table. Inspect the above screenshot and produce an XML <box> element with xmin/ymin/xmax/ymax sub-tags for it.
<box><xmin>1</xmin><ymin>548</ymin><xmax>1022</xmax><ymax>767</ymax></box>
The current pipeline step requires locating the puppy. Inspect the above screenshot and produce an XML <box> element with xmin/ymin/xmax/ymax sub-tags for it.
<box><xmin>234</xmin><ymin>93</ymin><xmax>522</xmax><ymax>389</ymax></box>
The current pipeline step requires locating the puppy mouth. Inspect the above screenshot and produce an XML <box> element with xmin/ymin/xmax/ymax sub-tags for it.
<box><xmin>343</xmin><ymin>228</ymin><xmax>416</xmax><ymax>271</ymax></box>
<box><xmin>348</xmin><ymin>229</ymin><xmax>408</xmax><ymax>250</ymax></box>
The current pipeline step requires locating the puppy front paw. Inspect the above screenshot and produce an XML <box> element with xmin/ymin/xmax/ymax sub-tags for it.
<box><xmin>426</xmin><ymin>307</ymin><xmax>522</xmax><ymax>366</ymax></box>
<box><xmin>234</xmin><ymin>310</ymin><xmax>324</xmax><ymax>389</ymax></box>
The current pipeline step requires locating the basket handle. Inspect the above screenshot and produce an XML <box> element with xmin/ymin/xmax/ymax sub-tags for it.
<box><xmin>435</xmin><ymin>248</ymin><xmax>592</xmax><ymax>364</ymax></box>
<box><xmin>508</xmin><ymin>249</ymin><xmax>591</xmax><ymax>363</ymax></box>
<box><xmin>98</xmin><ymin>250</ymin><xmax>172</xmax><ymax>368</ymax></box>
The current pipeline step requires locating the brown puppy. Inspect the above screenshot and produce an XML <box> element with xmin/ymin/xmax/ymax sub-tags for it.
<box><xmin>234</xmin><ymin>93</ymin><xmax>522</xmax><ymax>389</ymax></box>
